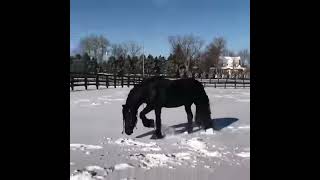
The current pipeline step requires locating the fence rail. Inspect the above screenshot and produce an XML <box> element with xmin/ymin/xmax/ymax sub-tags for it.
<box><xmin>70</xmin><ymin>73</ymin><xmax>250</xmax><ymax>91</ymax></box>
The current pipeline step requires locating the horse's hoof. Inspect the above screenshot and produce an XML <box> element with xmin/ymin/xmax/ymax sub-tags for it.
<box><xmin>151</xmin><ymin>133</ymin><xmax>164</xmax><ymax>139</ymax></box>
<box><xmin>187</xmin><ymin>127</ymin><xmax>193</xmax><ymax>134</ymax></box>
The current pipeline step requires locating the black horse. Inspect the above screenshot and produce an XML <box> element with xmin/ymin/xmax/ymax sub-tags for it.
<box><xmin>122</xmin><ymin>76</ymin><xmax>212</xmax><ymax>139</ymax></box>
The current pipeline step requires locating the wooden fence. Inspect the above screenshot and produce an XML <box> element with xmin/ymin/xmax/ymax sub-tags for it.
<box><xmin>70</xmin><ymin>73</ymin><xmax>250</xmax><ymax>91</ymax></box>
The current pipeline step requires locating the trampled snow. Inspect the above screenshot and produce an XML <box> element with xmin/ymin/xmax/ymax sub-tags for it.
<box><xmin>70</xmin><ymin>86</ymin><xmax>250</xmax><ymax>179</ymax></box>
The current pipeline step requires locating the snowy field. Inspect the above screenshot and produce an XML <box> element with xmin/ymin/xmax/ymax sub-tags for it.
<box><xmin>70</xmin><ymin>86</ymin><xmax>250</xmax><ymax>180</ymax></box>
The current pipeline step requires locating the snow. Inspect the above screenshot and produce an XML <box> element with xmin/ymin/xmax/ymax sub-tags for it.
<box><xmin>85</xmin><ymin>165</ymin><xmax>104</xmax><ymax>171</ymax></box>
<box><xmin>70</xmin><ymin>144</ymin><xmax>103</xmax><ymax>151</ymax></box>
<box><xmin>181</xmin><ymin>138</ymin><xmax>222</xmax><ymax>158</ymax></box>
<box><xmin>141</xmin><ymin>147</ymin><xmax>162</xmax><ymax>151</ymax></box>
<box><xmin>70</xmin><ymin>87</ymin><xmax>250</xmax><ymax>179</ymax></box>
<box><xmin>113</xmin><ymin>163</ymin><xmax>134</xmax><ymax>170</ymax></box>
<box><xmin>236</xmin><ymin>152</ymin><xmax>250</xmax><ymax>158</ymax></box>
<box><xmin>238</xmin><ymin>125</ymin><xmax>250</xmax><ymax>129</ymax></box>
<box><xmin>114</xmin><ymin>138</ymin><xmax>157</xmax><ymax>147</ymax></box>
<box><xmin>70</xmin><ymin>171</ymin><xmax>95</xmax><ymax>180</ymax></box>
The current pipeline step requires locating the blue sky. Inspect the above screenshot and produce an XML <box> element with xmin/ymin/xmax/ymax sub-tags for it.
<box><xmin>71</xmin><ymin>0</ymin><xmax>250</xmax><ymax>57</ymax></box>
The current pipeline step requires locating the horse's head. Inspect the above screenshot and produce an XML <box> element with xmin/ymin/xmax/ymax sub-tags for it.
<box><xmin>122</xmin><ymin>104</ymin><xmax>137</xmax><ymax>135</ymax></box>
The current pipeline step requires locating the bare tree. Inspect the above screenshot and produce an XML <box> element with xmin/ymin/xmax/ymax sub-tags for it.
<box><xmin>168</xmin><ymin>34</ymin><xmax>204</xmax><ymax>72</ymax></box>
<box><xmin>79</xmin><ymin>35</ymin><xmax>110</xmax><ymax>64</ymax></box>
<box><xmin>224</xmin><ymin>49</ymin><xmax>236</xmax><ymax>57</ymax></box>
<box><xmin>110</xmin><ymin>43</ymin><xmax>128</xmax><ymax>59</ymax></box>
<box><xmin>204</xmin><ymin>37</ymin><xmax>227</xmax><ymax>68</ymax></box>
<box><xmin>237</xmin><ymin>49</ymin><xmax>250</xmax><ymax>67</ymax></box>
<box><xmin>126</xmin><ymin>41</ymin><xmax>142</xmax><ymax>57</ymax></box>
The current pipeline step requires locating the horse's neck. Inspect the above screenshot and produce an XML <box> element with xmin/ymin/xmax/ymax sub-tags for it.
<box><xmin>128</xmin><ymin>87</ymin><xmax>145</xmax><ymax>111</ymax></box>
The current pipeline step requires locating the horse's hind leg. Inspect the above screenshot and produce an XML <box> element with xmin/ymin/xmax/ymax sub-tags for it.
<box><xmin>195</xmin><ymin>106</ymin><xmax>201</xmax><ymax>127</ymax></box>
<box><xmin>153</xmin><ymin>107</ymin><xmax>164</xmax><ymax>139</ymax></box>
<box><xmin>139</xmin><ymin>104</ymin><xmax>155</xmax><ymax>128</ymax></box>
<box><xmin>185</xmin><ymin>105</ymin><xmax>193</xmax><ymax>133</ymax></box>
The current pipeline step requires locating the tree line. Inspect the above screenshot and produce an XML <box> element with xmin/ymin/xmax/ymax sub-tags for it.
<box><xmin>70</xmin><ymin>34</ymin><xmax>250</xmax><ymax>76</ymax></box>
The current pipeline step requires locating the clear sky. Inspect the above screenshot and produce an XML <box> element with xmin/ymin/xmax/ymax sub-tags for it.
<box><xmin>71</xmin><ymin>0</ymin><xmax>250</xmax><ymax>57</ymax></box>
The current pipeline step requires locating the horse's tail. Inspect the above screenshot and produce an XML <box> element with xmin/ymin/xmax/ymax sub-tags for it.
<box><xmin>194</xmin><ymin>81</ymin><xmax>212</xmax><ymax>130</ymax></box>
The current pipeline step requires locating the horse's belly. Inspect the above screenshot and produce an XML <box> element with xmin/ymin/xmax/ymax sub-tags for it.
<box><xmin>164</xmin><ymin>103</ymin><xmax>184</xmax><ymax>108</ymax></box>
<box><xmin>164</xmin><ymin>100</ymin><xmax>189</xmax><ymax>108</ymax></box>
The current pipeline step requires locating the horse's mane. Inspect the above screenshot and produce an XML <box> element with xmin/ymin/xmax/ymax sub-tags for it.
<box><xmin>138</xmin><ymin>76</ymin><xmax>164</xmax><ymax>87</ymax></box>
<box><xmin>127</xmin><ymin>76</ymin><xmax>165</xmax><ymax>102</ymax></box>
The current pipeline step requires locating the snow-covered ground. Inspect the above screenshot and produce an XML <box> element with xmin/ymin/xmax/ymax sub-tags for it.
<box><xmin>70</xmin><ymin>86</ymin><xmax>250</xmax><ymax>180</ymax></box>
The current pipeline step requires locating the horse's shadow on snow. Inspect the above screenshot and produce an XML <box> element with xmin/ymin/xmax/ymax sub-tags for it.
<box><xmin>135</xmin><ymin>117</ymin><xmax>239</xmax><ymax>139</ymax></box>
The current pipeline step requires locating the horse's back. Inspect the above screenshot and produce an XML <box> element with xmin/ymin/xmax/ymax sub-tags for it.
<box><xmin>154</xmin><ymin>78</ymin><xmax>205</xmax><ymax>107</ymax></box>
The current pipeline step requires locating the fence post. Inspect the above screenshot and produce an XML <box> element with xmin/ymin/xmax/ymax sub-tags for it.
<box><xmin>84</xmin><ymin>74</ymin><xmax>88</xmax><ymax>90</ymax></box>
<box><xmin>234</xmin><ymin>74</ymin><xmax>236</xmax><ymax>89</ymax></box>
<box><xmin>96</xmin><ymin>74</ymin><xmax>99</xmax><ymax>89</ymax></box>
<box><xmin>71</xmin><ymin>76</ymin><xmax>74</xmax><ymax>91</ymax></box>
<box><xmin>106</xmin><ymin>75</ymin><xmax>109</xmax><ymax>88</ymax></box>
<box><xmin>243</xmin><ymin>74</ymin><xmax>245</xmax><ymax>88</ymax></box>
<box><xmin>128</xmin><ymin>76</ymin><xmax>130</xmax><ymax>87</ymax></box>
<box><xmin>133</xmin><ymin>75</ymin><xmax>136</xmax><ymax>85</ymax></box>
<box><xmin>121</xmin><ymin>75</ymin><xmax>124</xmax><ymax>88</ymax></box>
<box><xmin>114</xmin><ymin>74</ymin><xmax>116</xmax><ymax>88</ymax></box>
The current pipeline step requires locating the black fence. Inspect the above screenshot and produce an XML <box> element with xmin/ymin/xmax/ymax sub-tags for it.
<box><xmin>70</xmin><ymin>73</ymin><xmax>250</xmax><ymax>91</ymax></box>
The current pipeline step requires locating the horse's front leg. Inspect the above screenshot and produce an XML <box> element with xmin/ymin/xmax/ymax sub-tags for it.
<box><xmin>139</xmin><ymin>104</ymin><xmax>155</xmax><ymax>128</ymax></box>
<box><xmin>153</xmin><ymin>107</ymin><xmax>164</xmax><ymax>139</ymax></box>
<box><xmin>185</xmin><ymin>105</ymin><xmax>193</xmax><ymax>134</ymax></box>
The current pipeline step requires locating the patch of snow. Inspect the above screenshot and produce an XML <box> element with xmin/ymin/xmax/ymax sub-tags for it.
<box><xmin>141</xmin><ymin>147</ymin><xmax>161</xmax><ymax>151</ymax></box>
<box><xmin>200</xmin><ymin>128</ymin><xmax>215</xmax><ymax>135</ymax></box>
<box><xmin>181</xmin><ymin>138</ymin><xmax>222</xmax><ymax>158</ymax></box>
<box><xmin>174</xmin><ymin>152</ymin><xmax>192</xmax><ymax>160</ymax></box>
<box><xmin>70</xmin><ymin>171</ymin><xmax>97</xmax><ymax>180</ymax></box>
<box><xmin>120</xmin><ymin>178</ymin><xmax>136</xmax><ymax>180</ymax></box>
<box><xmin>184</xmin><ymin>138</ymin><xmax>207</xmax><ymax>150</ymax></box>
<box><xmin>113</xmin><ymin>163</ymin><xmax>134</xmax><ymax>170</ymax></box>
<box><xmin>142</xmin><ymin>154</ymin><xmax>171</xmax><ymax>168</ymax></box>
<box><xmin>95</xmin><ymin>176</ymin><xmax>104</xmax><ymax>180</ymax></box>
<box><xmin>236</xmin><ymin>99</ymin><xmax>250</xmax><ymax>102</ymax></box>
<box><xmin>90</xmin><ymin>102</ymin><xmax>101</xmax><ymax>106</ymax></box>
<box><xmin>114</xmin><ymin>138</ymin><xmax>157</xmax><ymax>147</ymax></box>
<box><xmin>73</xmin><ymin>99</ymin><xmax>90</xmax><ymax>104</ymax></box>
<box><xmin>70</xmin><ymin>144</ymin><xmax>103</xmax><ymax>151</ymax></box>
<box><xmin>107</xmin><ymin>98</ymin><xmax>125</xmax><ymax>101</ymax></box>
<box><xmin>85</xmin><ymin>166</ymin><xmax>104</xmax><ymax>172</ymax></box>
<box><xmin>236</xmin><ymin>152</ymin><xmax>250</xmax><ymax>158</ymax></box>
<box><xmin>206</xmin><ymin>151</ymin><xmax>222</xmax><ymax>157</ymax></box>
<box><xmin>238</xmin><ymin>125</ymin><xmax>250</xmax><ymax>129</ymax></box>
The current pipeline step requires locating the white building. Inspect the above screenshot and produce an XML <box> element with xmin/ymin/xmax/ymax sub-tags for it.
<box><xmin>219</xmin><ymin>56</ymin><xmax>247</xmax><ymax>77</ymax></box>
<box><xmin>220</xmin><ymin>56</ymin><xmax>244</xmax><ymax>70</ymax></box>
